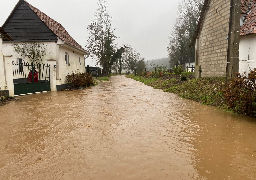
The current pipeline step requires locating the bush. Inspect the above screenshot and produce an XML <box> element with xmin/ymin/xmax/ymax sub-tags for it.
<box><xmin>165</xmin><ymin>77</ymin><xmax>226</xmax><ymax>106</ymax></box>
<box><xmin>181</xmin><ymin>75</ymin><xmax>187</xmax><ymax>81</ymax></box>
<box><xmin>173</xmin><ymin>65</ymin><xmax>184</xmax><ymax>75</ymax></box>
<box><xmin>66</xmin><ymin>73</ymin><xmax>94</xmax><ymax>89</ymax></box>
<box><xmin>223</xmin><ymin>69</ymin><xmax>256</xmax><ymax>117</ymax></box>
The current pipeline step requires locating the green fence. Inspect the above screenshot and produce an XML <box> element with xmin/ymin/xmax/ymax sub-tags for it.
<box><xmin>14</xmin><ymin>81</ymin><xmax>50</xmax><ymax>95</ymax></box>
<box><xmin>12</xmin><ymin>61</ymin><xmax>51</xmax><ymax>95</ymax></box>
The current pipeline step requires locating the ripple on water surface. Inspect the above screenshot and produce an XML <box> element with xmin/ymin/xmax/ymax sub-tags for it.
<box><xmin>0</xmin><ymin>76</ymin><xmax>256</xmax><ymax>179</ymax></box>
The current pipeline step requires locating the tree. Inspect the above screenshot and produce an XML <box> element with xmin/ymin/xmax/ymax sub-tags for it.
<box><xmin>111</xmin><ymin>46</ymin><xmax>125</xmax><ymax>74</ymax></box>
<box><xmin>86</xmin><ymin>0</ymin><xmax>116</xmax><ymax>75</ymax></box>
<box><xmin>13</xmin><ymin>42</ymin><xmax>46</xmax><ymax>62</ymax></box>
<box><xmin>136</xmin><ymin>58</ymin><xmax>146</xmax><ymax>76</ymax></box>
<box><xmin>122</xmin><ymin>45</ymin><xmax>137</xmax><ymax>73</ymax></box>
<box><xmin>167</xmin><ymin>0</ymin><xmax>203</xmax><ymax>68</ymax></box>
<box><xmin>121</xmin><ymin>45</ymin><xmax>145</xmax><ymax>74</ymax></box>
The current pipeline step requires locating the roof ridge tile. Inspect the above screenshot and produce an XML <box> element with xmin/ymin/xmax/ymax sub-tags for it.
<box><xmin>24</xmin><ymin>0</ymin><xmax>86</xmax><ymax>53</ymax></box>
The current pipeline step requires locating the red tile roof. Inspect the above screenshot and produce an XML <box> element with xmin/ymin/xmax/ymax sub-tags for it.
<box><xmin>24</xmin><ymin>0</ymin><xmax>87</xmax><ymax>53</ymax></box>
<box><xmin>241</xmin><ymin>0</ymin><xmax>256</xmax><ymax>35</ymax></box>
<box><xmin>241</xmin><ymin>0</ymin><xmax>255</xmax><ymax>14</ymax></box>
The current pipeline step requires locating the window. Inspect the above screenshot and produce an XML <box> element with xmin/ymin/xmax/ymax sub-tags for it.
<box><xmin>18</xmin><ymin>58</ymin><xmax>23</xmax><ymax>73</ymax></box>
<box><xmin>65</xmin><ymin>52</ymin><xmax>70</xmax><ymax>66</ymax></box>
<box><xmin>79</xmin><ymin>57</ymin><xmax>81</xmax><ymax>65</ymax></box>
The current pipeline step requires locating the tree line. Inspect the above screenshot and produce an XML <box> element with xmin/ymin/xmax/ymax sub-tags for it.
<box><xmin>86</xmin><ymin>0</ymin><xmax>145</xmax><ymax>76</ymax></box>
<box><xmin>86</xmin><ymin>0</ymin><xmax>204</xmax><ymax>74</ymax></box>
<box><xmin>167</xmin><ymin>0</ymin><xmax>203</xmax><ymax>68</ymax></box>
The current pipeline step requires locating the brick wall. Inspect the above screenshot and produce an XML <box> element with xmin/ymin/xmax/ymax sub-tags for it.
<box><xmin>197</xmin><ymin>0</ymin><xmax>230</xmax><ymax>77</ymax></box>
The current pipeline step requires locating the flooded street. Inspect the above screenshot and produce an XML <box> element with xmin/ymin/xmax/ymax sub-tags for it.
<box><xmin>1</xmin><ymin>75</ymin><xmax>256</xmax><ymax>180</ymax></box>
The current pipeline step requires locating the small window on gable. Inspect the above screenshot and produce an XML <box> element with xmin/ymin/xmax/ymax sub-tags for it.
<box><xmin>65</xmin><ymin>52</ymin><xmax>70</xmax><ymax>66</ymax></box>
<box><xmin>18</xmin><ymin>58</ymin><xmax>23</xmax><ymax>73</ymax></box>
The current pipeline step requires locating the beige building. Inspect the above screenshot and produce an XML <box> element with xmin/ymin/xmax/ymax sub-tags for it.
<box><xmin>192</xmin><ymin>0</ymin><xmax>231</xmax><ymax>78</ymax></box>
<box><xmin>191</xmin><ymin>0</ymin><xmax>256</xmax><ymax>78</ymax></box>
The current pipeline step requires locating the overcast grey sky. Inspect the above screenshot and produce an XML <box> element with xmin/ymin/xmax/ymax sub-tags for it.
<box><xmin>0</xmin><ymin>0</ymin><xmax>182</xmax><ymax>66</ymax></box>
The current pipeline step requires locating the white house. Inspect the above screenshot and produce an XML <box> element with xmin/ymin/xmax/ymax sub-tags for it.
<box><xmin>0</xmin><ymin>0</ymin><xmax>88</xmax><ymax>97</ymax></box>
<box><xmin>240</xmin><ymin>1</ymin><xmax>256</xmax><ymax>75</ymax></box>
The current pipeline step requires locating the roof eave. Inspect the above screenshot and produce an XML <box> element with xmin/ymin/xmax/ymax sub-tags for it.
<box><xmin>0</xmin><ymin>27</ymin><xmax>13</xmax><ymax>41</ymax></box>
<box><xmin>62</xmin><ymin>42</ymin><xmax>88</xmax><ymax>55</ymax></box>
<box><xmin>190</xmin><ymin>0</ymin><xmax>211</xmax><ymax>47</ymax></box>
<box><xmin>2</xmin><ymin>0</ymin><xmax>23</xmax><ymax>28</ymax></box>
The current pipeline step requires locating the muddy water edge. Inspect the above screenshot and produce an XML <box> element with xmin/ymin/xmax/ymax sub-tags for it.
<box><xmin>0</xmin><ymin>75</ymin><xmax>256</xmax><ymax>180</ymax></box>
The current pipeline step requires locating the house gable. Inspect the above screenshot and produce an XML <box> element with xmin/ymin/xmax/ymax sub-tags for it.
<box><xmin>2</xmin><ymin>0</ymin><xmax>87</xmax><ymax>54</ymax></box>
<box><xmin>2</xmin><ymin>0</ymin><xmax>57</xmax><ymax>42</ymax></box>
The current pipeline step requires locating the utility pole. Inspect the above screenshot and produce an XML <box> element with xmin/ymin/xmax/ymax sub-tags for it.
<box><xmin>227</xmin><ymin>0</ymin><xmax>240</xmax><ymax>78</ymax></box>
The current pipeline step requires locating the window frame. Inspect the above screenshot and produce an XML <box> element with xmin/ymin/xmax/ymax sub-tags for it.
<box><xmin>65</xmin><ymin>52</ymin><xmax>70</xmax><ymax>66</ymax></box>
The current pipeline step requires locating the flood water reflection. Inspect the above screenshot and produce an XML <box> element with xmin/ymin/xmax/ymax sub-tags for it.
<box><xmin>0</xmin><ymin>75</ymin><xmax>256</xmax><ymax>179</ymax></box>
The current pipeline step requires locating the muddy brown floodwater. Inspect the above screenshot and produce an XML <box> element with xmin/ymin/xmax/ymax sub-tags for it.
<box><xmin>1</xmin><ymin>76</ymin><xmax>256</xmax><ymax>180</ymax></box>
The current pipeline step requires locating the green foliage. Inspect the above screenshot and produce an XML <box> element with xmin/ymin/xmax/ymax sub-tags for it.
<box><xmin>223</xmin><ymin>69</ymin><xmax>256</xmax><ymax>117</ymax></box>
<box><xmin>0</xmin><ymin>92</ymin><xmax>12</xmax><ymax>106</ymax></box>
<box><xmin>127</xmin><ymin>74</ymin><xmax>158</xmax><ymax>85</ymax></box>
<box><xmin>0</xmin><ymin>93</ymin><xmax>8</xmax><ymax>102</ymax></box>
<box><xmin>173</xmin><ymin>65</ymin><xmax>184</xmax><ymax>75</ymax></box>
<box><xmin>181</xmin><ymin>75</ymin><xmax>187</xmax><ymax>81</ymax></box>
<box><xmin>128</xmin><ymin>69</ymin><xmax>256</xmax><ymax>117</ymax></box>
<box><xmin>122</xmin><ymin>45</ymin><xmax>142</xmax><ymax>73</ymax></box>
<box><xmin>136</xmin><ymin>59</ymin><xmax>146</xmax><ymax>76</ymax></box>
<box><xmin>112</xmin><ymin>47</ymin><xmax>125</xmax><ymax>74</ymax></box>
<box><xmin>13</xmin><ymin>42</ymin><xmax>46</xmax><ymax>62</ymax></box>
<box><xmin>66</xmin><ymin>73</ymin><xmax>94</xmax><ymax>89</ymax></box>
<box><xmin>86</xmin><ymin>0</ymin><xmax>116</xmax><ymax>75</ymax></box>
<box><xmin>166</xmin><ymin>77</ymin><xmax>226</xmax><ymax>106</ymax></box>
<box><xmin>98</xmin><ymin>77</ymin><xmax>109</xmax><ymax>81</ymax></box>
<box><xmin>167</xmin><ymin>0</ymin><xmax>203</xmax><ymax>67</ymax></box>
<box><xmin>128</xmin><ymin>74</ymin><xmax>226</xmax><ymax>107</ymax></box>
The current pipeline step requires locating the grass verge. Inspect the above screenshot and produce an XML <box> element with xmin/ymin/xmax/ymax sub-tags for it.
<box><xmin>97</xmin><ymin>77</ymin><xmax>110</xmax><ymax>81</ymax></box>
<box><xmin>126</xmin><ymin>74</ymin><xmax>226</xmax><ymax>108</ymax></box>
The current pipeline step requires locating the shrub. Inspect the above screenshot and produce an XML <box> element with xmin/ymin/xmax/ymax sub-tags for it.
<box><xmin>223</xmin><ymin>69</ymin><xmax>256</xmax><ymax>117</ymax></box>
<box><xmin>166</xmin><ymin>77</ymin><xmax>226</xmax><ymax>106</ymax></box>
<box><xmin>173</xmin><ymin>65</ymin><xmax>184</xmax><ymax>75</ymax></box>
<box><xmin>66</xmin><ymin>73</ymin><xmax>94</xmax><ymax>89</ymax></box>
<box><xmin>181</xmin><ymin>75</ymin><xmax>187</xmax><ymax>81</ymax></box>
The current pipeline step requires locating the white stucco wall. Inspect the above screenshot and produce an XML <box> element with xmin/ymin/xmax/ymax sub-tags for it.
<box><xmin>4</xmin><ymin>56</ymin><xmax>14</xmax><ymax>96</ymax></box>
<box><xmin>239</xmin><ymin>34</ymin><xmax>256</xmax><ymax>75</ymax></box>
<box><xmin>0</xmin><ymin>37</ymin><xmax>5</xmax><ymax>90</ymax></box>
<box><xmin>0</xmin><ymin>39</ymin><xmax>15</xmax><ymax>96</ymax></box>
<box><xmin>57</xmin><ymin>45</ymin><xmax>86</xmax><ymax>86</ymax></box>
<box><xmin>1</xmin><ymin>40</ymin><xmax>86</xmax><ymax>95</ymax></box>
<box><xmin>2</xmin><ymin>41</ymin><xmax>59</xmax><ymax>95</ymax></box>
<box><xmin>3</xmin><ymin>41</ymin><xmax>58</xmax><ymax>64</ymax></box>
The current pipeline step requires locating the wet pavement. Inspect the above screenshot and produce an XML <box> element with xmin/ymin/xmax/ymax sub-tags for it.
<box><xmin>0</xmin><ymin>75</ymin><xmax>256</xmax><ymax>180</ymax></box>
